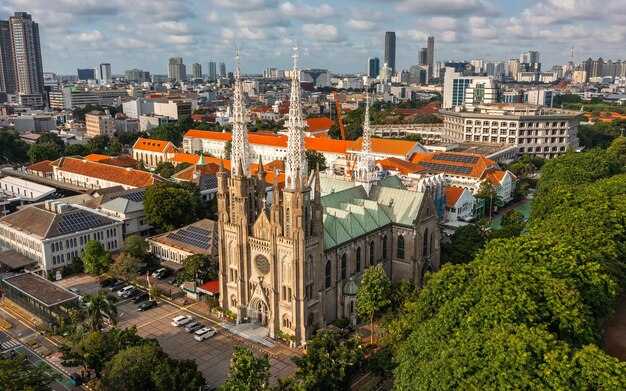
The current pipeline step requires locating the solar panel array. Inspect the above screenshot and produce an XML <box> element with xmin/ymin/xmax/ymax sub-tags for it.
<box><xmin>433</xmin><ymin>153</ymin><xmax>479</xmax><ymax>164</ymax></box>
<box><xmin>199</xmin><ymin>175</ymin><xmax>218</xmax><ymax>191</ymax></box>
<box><xmin>58</xmin><ymin>212</ymin><xmax>105</xmax><ymax>234</ymax></box>
<box><xmin>166</xmin><ymin>224</ymin><xmax>217</xmax><ymax>251</ymax></box>
<box><xmin>420</xmin><ymin>161</ymin><xmax>473</xmax><ymax>175</ymax></box>
<box><xmin>113</xmin><ymin>189</ymin><xmax>146</xmax><ymax>203</ymax></box>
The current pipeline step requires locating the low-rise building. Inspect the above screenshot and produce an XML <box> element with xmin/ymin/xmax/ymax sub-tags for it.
<box><xmin>86</xmin><ymin>111</ymin><xmax>116</xmax><ymax>137</ymax></box>
<box><xmin>0</xmin><ymin>176</ymin><xmax>56</xmax><ymax>205</ymax></box>
<box><xmin>82</xmin><ymin>187</ymin><xmax>151</xmax><ymax>238</ymax></box>
<box><xmin>0</xmin><ymin>200</ymin><xmax>123</xmax><ymax>273</ymax></box>
<box><xmin>131</xmin><ymin>138</ymin><xmax>179</xmax><ymax>168</ymax></box>
<box><xmin>444</xmin><ymin>186</ymin><xmax>477</xmax><ymax>222</ymax></box>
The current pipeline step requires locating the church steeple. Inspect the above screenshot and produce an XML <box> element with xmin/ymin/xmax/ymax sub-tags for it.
<box><xmin>285</xmin><ymin>43</ymin><xmax>308</xmax><ymax>190</ymax></box>
<box><xmin>230</xmin><ymin>50</ymin><xmax>251</xmax><ymax>177</ymax></box>
<box><xmin>355</xmin><ymin>92</ymin><xmax>377</xmax><ymax>194</ymax></box>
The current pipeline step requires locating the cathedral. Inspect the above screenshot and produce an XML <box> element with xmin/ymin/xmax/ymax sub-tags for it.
<box><xmin>217</xmin><ymin>47</ymin><xmax>440</xmax><ymax>346</ymax></box>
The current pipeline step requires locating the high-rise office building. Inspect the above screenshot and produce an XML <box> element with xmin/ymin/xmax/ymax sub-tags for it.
<box><xmin>192</xmin><ymin>63</ymin><xmax>202</xmax><ymax>79</ymax></box>
<box><xmin>124</xmin><ymin>69</ymin><xmax>145</xmax><ymax>82</ymax></box>
<box><xmin>0</xmin><ymin>12</ymin><xmax>44</xmax><ymax>104</ymax></box>
<box><xmin>418</xmin><ymin>48</ymin><xmax>428</xmax><ymax>67</ymax></box>
<box><xmin>99</xmin><ymin>63</ymin><xmax>111</xmax><ymax>84</ymax></box>
<box><xmin>208</xmin><ymin>61</ymin><xmax>217</xmax><ymax>81</ymax></box>
<box><xmin>384</xmin><ymin>31</ymin><xmax>396</xmax><ymax>72</ymax></box>
<box><xmin>520</xmin><ymin>51</ymin><xmax>540</xmax><ymax>64</ymax></box>
<box><xmin>77</xmin><ymin>68</ymin><xmax>96</xmax><ymax>81</ymax></box>
<box><xmin>367</xmin><ymin>57</ymin><xmax>380</xmax><ymax>79</ymax></box>
<box><xmin>426</xmin><ymin>36</ymin><xmax>434</xmax><ymax>80</ymax></box>
<box><xmin>218</xmin><ymin>62</ymin><xmax>226</xmax><ymax>78</ymax></box>
<box><xmin>168</xmin><ymin>57</ymin><xmax>186</xmax><ymax>81</ymax></box>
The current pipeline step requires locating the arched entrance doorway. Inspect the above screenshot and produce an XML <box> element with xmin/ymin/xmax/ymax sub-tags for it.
<box><xmin>249</xmin><ymin>298</ymin><xmax>269</xmax><ymax>326</ymax></box>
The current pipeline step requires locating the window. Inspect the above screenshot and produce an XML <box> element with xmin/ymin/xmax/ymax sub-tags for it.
<box><xmin>369</xmin><ymin>241</ymin><xmax>375</xmax><ymax>265</ymax></box>
<box><xmin>341</xmin><ymin>254</ymin><xmax>346</xmax><ymax>280</ymax></box>
<box><xmin>356</xmin><ymin>247</ymin><xmax>361</xmax><ymax>273</ymax></box>
<box><xmin>397</xmin><ymin>235</ymin><xmax>405</xmax><ymax>259</ymax></box>
<box><xmin>382</xmin><ymin>235</ymin><xmax>388</xmax><ymax>259</ymax></box>
<box><xmin>423</xmin><ymin>228</ymin><xmax>429</xmax><ymax>257</ymax></box>
<box><xmin>283</xmin><ymin>315</ymin><xmax>292</xmax><ymax>329</ymax></box>
<box><xmin>325</xmin><ymin>261</ymin><xmax>331</xmax><ymax>288</ymax></box>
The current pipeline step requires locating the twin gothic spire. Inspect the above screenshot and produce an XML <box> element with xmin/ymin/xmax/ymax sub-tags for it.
<box><xmin>284</xmin><ymin>43</ymin><xmax>308</xmax><ymax>190</ymax></box>
<box><xmin>230</xmin><ymin>51</ymin><xmax>251</xmax><ymax>177</ymax></box>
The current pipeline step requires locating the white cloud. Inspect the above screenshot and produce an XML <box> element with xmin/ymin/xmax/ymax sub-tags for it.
<box><xmin>346</xmin><ymin>19</ymin><xmax>376</xmax><ymax>31</ymax></box>
<box><xmin>425</xmin><ymin>17</ymin><xmax>458</xmax><ymax>31</ymax></box>
<box><xmin>468</xmin><ymin>16</ymin><xmax>496</xmax><ymax>39</ymax></box>
<box><xmin>280</xmin><ymin>1</ymin><xmax>334</xmax><ymax>22</ymax></box>
<box><xmin>155</xmin><ymin>21</ymin><xmax>190</xmax><ymax>34</ymax></box>
<box><xmin>521</xmin><ymin>0</ymin><xmax>600</xmax><ymax>24</ymax></box>
<box><xmin>73</xmin><ymin>30</ymin><xmax>104</xmax><ymax>42</ymax></box>
<box><xmin>163</xmin><ymin>35</ymin><xmax>195</xmax><ymax>45</ymax></box>
<box><xmin>440</xmin><ymin>30</ymin><xmax>458</xmax><ymax>42</ymax></box>
<box><xmin>221</xmin><ymin>27</ymin><xmax>272</xmax><ymax>41</ymax></box>
<box><xmin>397</xmin><ymin>29</ymin><xmax>428</xmax><ymax>42</ymax></box>
<box><xmin>234</xmin><ymin>9</ymin><xmax>290</xmax><ymax>27</ymax></box>
<box><xmin>396</xmin><ymin>0</ymin><xmax>498</xmax><ymax>16</ymax></box>
<box><xmin>211</xmin><ymin>0</ymin><xmax>278</xmax><ymax>10</ymax></box>
<box><xmin>206</xmin><ymin>12</ymin><xmax>220</xmax><ymax>23</ymax></box>
<box><xmin>301</xmin><ymin>24</ymin><xmax>344</xmax><ymax>42</ymax></box>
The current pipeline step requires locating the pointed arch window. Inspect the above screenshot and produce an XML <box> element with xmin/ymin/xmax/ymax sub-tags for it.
<box><xmin>356</xmin><ymin>247</ymin><xmax>361</xmax><ymax>273</ymax></box>
<box><xmin>397</xmin><ymin>235</ymin><xmax>405</xmax><ymax>259</ymax></box>
<box><xmin>369</xmin><ymin>241</ymin><xmax>375</xmax><ymax>265</ymax></box>
<box><xmin>382</xmin><ymin>235</ymin><xmax>388</xmax><ymax>259</ymax></box>
<box><xmin>422</xmin><ymin>228</ymin><xmax>429</xmax><ymax>257</ymax></box>
<box><xmin>341</xmin><ymin>254</ymin><xmax>347</xmax><ymax>280</ymax></box>
<box><xmin>325</xmin><ymin>260</ymin><xmax>332</xmax><ymax>288</ymax></box>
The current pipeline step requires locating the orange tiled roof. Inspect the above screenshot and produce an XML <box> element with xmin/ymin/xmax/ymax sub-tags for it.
<box><xmin>132</xmin><ymin>138</ymin><xmax>172</xmax><ymax>153</ymax></box>
<box><xmin>54</xmin><ymin>157</ymin><xmax>164</xmax><ymax>188</ymax></box>
<box><xmin>583</xmin><ymin>112</ymin><xmax>626</xmax><ymax>123</ymax></box>
<box><xmin>304</xmin><ymin>137</ymin><xmax>350</xmax><ymax>154</ymax></box>
<box><xmin>171</xmin><ymin>153</ymin><xmax>202</xmax><ymax>164</ymax></box>
<box><xmin>351</xmin><ymin>137</ymin><xmax>418</xmax><ymax>157</ymax></box>
<box><xmin>306</xmin><ymin>117</ymin><xmax>335</xmax><ymax>132</ymax></box>
<box><xmin>99</xmin><ymin>155</ymin><xmax>138</xmax><ymax>168</ymax></box>
<box><xmin>250</xmin><ymin>105</ymin><xmax>273</xmax><ymax>113</ymax></box>
<box><xmin>410</xmin><ymin>152</ymin><xmax>498</xmax><ymax>178</ymax></box>
<box><xmin>172</xmin><ymin>162</ymin><xmax>222</xmax><ymax>181</ymax></box>
<box><xmin>171</xmin><ymin>158</ymin><xmax>285</xmax><ymax>186</ymax></box>
<box><xmin>26</xmin><ymin>160</ymin><xmax>54</xmax><ymax>173</ymax></box>
<box><xmin>482</xmin><ymin>167</ymin><xmax>508</xmax><ymax>186</ymax></box>
<box><xmin>377</xmin><ymin>157</ymin><xmax>428</xmax><ymax>175</ymax></box>
<box><xmin>445</xmin><ymin>186</ymin><xmax>466</xmax><ymax>208</ymax></box>
<box><xmin>84</xmin><ymin>154</ymin><xmax>111</xmax><ymax>162</ymax></box>
<box><xmin>264</xmin><ymin>159</ymin><xmax>284</xmax><ymax>171</ymax></box>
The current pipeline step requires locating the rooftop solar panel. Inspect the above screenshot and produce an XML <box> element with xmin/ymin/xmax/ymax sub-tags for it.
<box><xmin>420</xmin><ymin>161</ymin><xmax>473</xmax><ymax>175</ymax></box>
<box><xmin>432</xmin><ymin>153</ymin><xmax>479</xmax><ymax>164</ymax></box>
<box><xmin>58</xmin><ymin>212</ymin><xmax>105</xmax><ymax>234</ymax></box>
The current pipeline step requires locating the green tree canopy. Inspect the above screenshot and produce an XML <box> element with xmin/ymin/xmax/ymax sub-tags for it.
<box><xmin>144</xmin><ymin>182</ymin><xmax>207</xmax><ymax>232</ymax></box>
<box><xmin>101</xmin><ymin>343</ymin><xmax>163</xmax><ymax>391</ymax></box>
<box><xmin>305</xmin><ymin>150</ymin><xmax>328</xmax><ymax>171</ymax></box>
<box><xmin>223</xmin><ymin>140</ymin><xmax>232</xmax><ymax>160</ymax></box>
<box><xmin>108</xmin><ymin>253</ymin><xmax>139</xmax><ymax>282</ymax></box>
<box><xmin>81</xmin><ymin>240</ymin><xmax>113</xmax><ymax>275</ymax></box>
<box><xmin>37</xmin><ymin>131</ymin><xmax>65</xmax><ymax>151</ymax></box>
<box><xmin>0</xmin><ymin>354</ymin><xmax>60</xmax><ymax>390</ymax></box>
<box><xmin>87</xmin><ymin>134</ymin><xmax>111</xmax><ymax>154</ymax></box>
<box><xmin>153</xmin><ymin>162</ymin><xmax>176</xmax><ymax>178</ymax></box>
<box><xmin>440</xmin><ymin>223</ymin><xmax>487</xmax><ymax>265</ymax></box>
<box><xmin>492</xmin><ymin>209</ymin><xmax>526</xmax><ymax>239</ymax></box>
<box><xmin>607</xmin><ymin>136</ymin><xmax>626</xmax><ymax>166</ymax></box>
<box><xmin>82</xmin><ymin>291</ymin><xmax>118</xmax><ymax>332</ymax></box>
<box><xmin>0</xmin><ymin>130</ymin><xmax>28</xmax><ymax>164</ymax></box>
<box><xmin>122</xmin><ymin>235</ymin><xmax>148</xmax><ymax>260</ymax></box>
<box><xmin>177</xmin><ymin>254</ymin><xmax>218</xmax><ymax>284</ymax></box>
<box><xmin>27</xmin><ymin>143</ymin><xmax>61</xmax><ymax>163</ymax></box>
<box><xmin>219</xmin><ymin>346</ymin><xmax>270</xmax><ymax>390</ymax></box>
<box><xmin>356</xmin><ymin>265</ymin><xmax>392</xmax><ymax>343</ymax></box>
<box><xmin>64</xmin><ymin>143</ymin><xmax>90</xmax><ymax>156</ymax></box>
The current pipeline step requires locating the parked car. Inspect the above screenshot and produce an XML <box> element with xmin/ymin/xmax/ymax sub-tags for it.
<box><xmin>117</xmin><ymin>286</ymin><xmax>135</xmax><ymax>298</ymax></box>
<box><xmin>100</xmin><ymin>278</ymin><xmax>118</xmax><ymax>288</ymax></box>
<box><xmin>166</xmin><ymin>276</ymin><xmax>177</xmax><ymax>285</ymax></box>
<box><xmin>132</xmin><ymin>292</ymin><xmax>149</xmax><ymax>303</ymax></box>
<box><xmin>151</xmin><ymin>268</ymin><xmax>167</xmax><ymax>279</ymax></box>
<box><xmin>137</xmin><ymin>300</ymin><xmax>157</xmax><ymax>312</ymax></box>
<box><xmin>185</xmin><ymin>321</ymin><xmax>202</xmax><ymax>333</ymax></box>
<box><xmin>108</xmin><ymin>281</ymin><xmax>125</xmax><ymax>292</ymax></box>
<box><xmin>194</xmin><ymin>326</ymin><xmax>217</xmax><ymax>341</ymax></box>
<box><xmin>68</xmin><ymin>287</ymin><xmax>80</xmax><ymax>294</ymax></box>
<box><xmin>137</xmin><ymin>265</ymin><xmax>150</xmax><ymax>275</ymax></box>
<box><xmin>171</xmin><ymin>315</ymin><xmax>192</xmax><ymax>327</ymax></box>
<box><xmin>125</xmin><ymin>288</ymin><xmax>141</xmax><ymax>299</ymax></box>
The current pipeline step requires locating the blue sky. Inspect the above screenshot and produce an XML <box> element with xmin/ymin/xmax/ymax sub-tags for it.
<box><xmin>2</xmin><ymin>0</ymin><xmax>625</xmax><ymax>75</ymax></box>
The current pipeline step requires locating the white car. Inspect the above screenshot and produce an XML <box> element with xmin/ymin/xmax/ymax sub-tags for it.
<box><xmin>117</xmin><ymin>286</ymin><xmax>135</xmax><ymax>297</ymax></box>
<box><xmin>171</xmin><ymin>315</ymin><xmax>192</xmax><ymax>327</ymax></box>
<box><xmin>194</xmin><ymin>326</ymin><xmax>217</xmax><ymax>341</ymax></box>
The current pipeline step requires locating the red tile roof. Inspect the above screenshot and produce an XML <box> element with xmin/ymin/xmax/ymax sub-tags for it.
<box><xmin>171</xmin><ymin>153</ymin><xmax>202</xmax><ymax>164</ymax></box>
<box><xmin>26</xmin><ymin>160</ymin><xmax>54</xmax><ymax>173</ymax></box>
<box><xmin>351</xmin><ymin>137</ymin><xmax>418</xmax><ymax>156</ymax></box>
<box><xmin>53</xmin><ymin>157</ymin><xmax>164</xmax><ymax>188</ymax></box>
<box><xmin>98</xmin><ymin>155</ymin><xmax>138</xmax><ymax>168</ymax></box>
<box><xmin>84</xmin><ymin>154</ymin><xmax>111</xmax><ymax>162</ymax></box>
<box><xmin>445</xmin><ymin>186</ymin><xmax>466</xmax><ymax>208</ymax></box>
<box><xmin>306</xmin><ymin>117</ymin><xmax>335</xmax><ymax>132</ymax></box>
<box><xmin>132</xmin><ymin>138</ymin><xmax>173</xmax><ymax>153</ymax></box>
<box><xmin>411</xmin><ymin>152</ymin><xmax>498</xmax><ymax>178</ymax></box>
<box><xmin>482</xmin><ymin>167</ymin><xmax>509</xmax><ymax>186</ymax></box>
<box><xmin>377</xmin><ymin>157</ymin><xmax>428</xmax><ymax>175</ymax></box>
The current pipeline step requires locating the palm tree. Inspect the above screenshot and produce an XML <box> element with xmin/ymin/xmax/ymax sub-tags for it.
<box><xmin>83</xmin><ymin>291</ymin><xmax>117</xmax><ymax>332</ymax></box>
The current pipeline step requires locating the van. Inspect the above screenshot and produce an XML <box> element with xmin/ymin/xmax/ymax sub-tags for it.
<box><xmin>151</xmin><ymin>268</ymin><xmax>166</xmax><ymax>278</ymax></box>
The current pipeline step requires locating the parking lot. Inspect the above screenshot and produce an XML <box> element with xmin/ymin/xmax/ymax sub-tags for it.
<box><xmin>55</xmin><ymin>274</ymin><xmax>298</xmax><ymax>387</ymax></box>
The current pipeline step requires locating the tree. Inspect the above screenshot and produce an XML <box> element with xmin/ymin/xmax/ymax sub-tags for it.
<box><xmin>291</xmin><ymin>330</ymin><xmax>364</xmax><ymax>391</ymax></box>
<box><xmin>154</xmin><ymin>162</ymin><xmax>176</xmax><ymax>178</ymax></box>
<box><xmin>223</xmin><ymin>140</ymin><xmax>232</xmax><ymax>160</ymax></box>
<box><xmin>101</xmin><ymin>344</ymin><xmax>163</xmax><ymax>391</ymax></box>
<box><xmin>144</xmin><ymin>182</ymin><xmax>206</xmax><ymax>232</ymax></box>
<box><xmin>305</xmin><ymin>150</ymin><xmax>327</xmax><ymax>171</ymax></box>
<box><xmin>0</xmin><ymin>354</ymin><xmax>60</xmax><ymax>390</ymax></box>
<box><xmin>37</xmin><ymin>131</ymin><xmax>65</xmax><ymax>151</ymax></box>
<box><xmin>0</xmin><ymin>130</ymin><xmax>28</xmax><ymax>164</ymax></box>
<box><xmin>122</xmin><ymin>235</ymin><xmax>148</xmax><ymax>260</ymax></box>
<box><xmin>152</xmin><ymin>123</ymin><xmax>183</xmax><ymax>146</ymax></box>
<box><xmin>64</xmin><ymin>143</ymin><xmax>90</xmax><ymax>156</ymax></box>
<box><xmin>87</xmin><ymin>134</ymin><xmax>110</xmax><ymax>154</ymax></box>
<box><xmin>27</xmin><ymin>143</ymin><xmax>60</xmax><ymax>163</ymax></box>
<box><xmin>174</xmin><ymin>162</ymin><xmax>193</xmax><ymax>173</ymax></box>
<box><xmin>441</xmin><ymin>223</ymin><xmax>487</xmax><ymax>265</ymax></box>
<box><xmin>355</xmin><ymin>265</ymin><xmax>392</xmax><ymax>344</ymax></box>
<box><xmin>81</xmin><ymin>291</ymin><xmax>118</xmax><ymax>332</ymax></box>
<box><xmin>219</xmin><ymin>346</ymin><xmax>270</xmax><ymax>390</ymax></box>
<box><xmin>151</xmin><ymin>357</ymin><xmax>205</xmax><ymax>391</ymax></box>
<box><xmin>177</xmin><ymin>254</ymin><xmax>218</xmax><ymax>284</ymax></box>
<box><xmin>82</xmin><ymin>240</ymin><xmax>113</xmax><ymax>275</ymax></box>
<box><xmin>109</xmin><ymin>253</ymin><xmax>139</xmax><ymax>282</ymax></box>
<box><xmin>475</xmin><ymin>180</ymin><xmax>501</xmax><ymax>216</ymax></box>
<box><xmin>108</xmin><ymin>136</ymin><xmax>122</xmax><ymax>155</ymax></box>
<box><xmin>493</xmin><ymin>210</ymin><xmax>526</xmax><ymax>238</ymax></box>
<box><xmin>149</xmin><ymin>284</ymin><xmax>161</xmax><ymax>301</ymax></box>
<box><xmin>607</xmin><ymin>136</ymin><xmax>626</xmax><ymax>166</ymax></box>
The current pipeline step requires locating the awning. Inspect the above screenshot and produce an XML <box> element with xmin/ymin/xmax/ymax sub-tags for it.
<box><xmin>160</xmin><ymin>260</ymin><xmax>185</xmax><ymax>271</ymax></box>
<box><xmin>0</xmin><ymin>250</ymin><xmax>37</xmax><ymax>270</ymax></box>
<box><xmin>197</xmin><ymin>280</ymin><xmax>219</xmax><ymax>296</ymax></box>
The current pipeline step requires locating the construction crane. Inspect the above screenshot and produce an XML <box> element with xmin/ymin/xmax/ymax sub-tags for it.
<box><xmin>332</xmin><ymin>91</ymin><xmax>346</xmax><ymax>141</ymax></box>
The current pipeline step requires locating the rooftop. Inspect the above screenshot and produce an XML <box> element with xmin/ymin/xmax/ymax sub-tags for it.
<box><xmin>2</xmin><ymin>273</ymin><xmax>78</xmax><ymax>306</ymax></box>
<box><xmin>52</xmin><ymin>157</ymin><xmax>164</xmax><ymax>188</ymax></box>
<box><xmin>132</xmin><ymin>138</ymin><xmax>173</xmax><ymax>153</ymax></box>
<box><xmin>148</xmin><ymin>219</ymin><xmax>218</xmax><ymax>256</ymax></box>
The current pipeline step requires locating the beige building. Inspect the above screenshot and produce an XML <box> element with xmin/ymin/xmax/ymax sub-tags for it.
<box><xmin>441</xmin><ymin>103</ymin><xmax>579</xmax><ymax>159</ymax></box>
<box><xmin>85</xmin><ymin>111</ymin><xmax>116</xmax><ymax>137</ymax></box>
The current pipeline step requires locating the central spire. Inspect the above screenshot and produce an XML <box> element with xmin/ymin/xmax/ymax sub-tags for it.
<box><xmin>230</xmin><ymin>50</ymin><xmax>251</xmax><ymax>177</ymax></box>
<box><xmin>356</xmin><ymin>91</ymin><xmax>377</xmax><ymax>193</ymax></box>
<box><xmin>285</xmin><ymin>43</ymin><xmax>308</xmax><ymax>190</ymax></box>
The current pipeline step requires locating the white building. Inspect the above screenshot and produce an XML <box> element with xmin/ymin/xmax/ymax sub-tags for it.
<box><xmin>440</xmin><ymin>103</ymin><xmax>579</xmax><ymax>159</ymax></box>
<box><xmin>122</xmin><ymin>98</ymin><xmax>155</xmax><ymax>119</ymax></box>
<box><xmin>442</xmin><ymin>67</ymin><xmax>498</xmax><ymax>109</ymax></box>
<box><xmin>0</xmin><ymin>176</ymin><xmax>55</xmax><ymax>204</ymax></box>
<box><xmin>139</xmin><ymin>114</ymin><xmax>175</xmax><ymax>132</ymax></box>
<box><xmin>131</xmin><ymin>138</ymin><xmax>179</xmax><ymax>169</ymax></box>
<box><xmin>0</xmin><ymin>200</ymin><xmax>123</xmax><ymax>273</ymax></box>
<box><xmin>444</xmin><ymin>186</ymin><xmax>476</xmax><ymax>222</ymax></box>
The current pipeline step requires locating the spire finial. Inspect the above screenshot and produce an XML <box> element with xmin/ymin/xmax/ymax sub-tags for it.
<box><xmin>292</xmin><ymin>41</ymin><xmax>298</xmax><ymax>71</ymax></box>
<box><xmin>285</xmin><ymin>43</ymin><xmax>307</xmax><ymax>190</ymax></box>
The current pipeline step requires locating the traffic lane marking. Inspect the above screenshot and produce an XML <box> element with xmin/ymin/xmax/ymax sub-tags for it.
<box><xmin>0</xmin><ymin>305</ymin><xmax>60</xmax><ymax>347</ymax></box>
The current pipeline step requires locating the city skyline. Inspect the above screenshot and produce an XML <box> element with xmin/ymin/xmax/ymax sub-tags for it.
<box><xmin>1</xmin><ymin>0</ymin><xmax>625</xmax><ymax>75</ymax></box>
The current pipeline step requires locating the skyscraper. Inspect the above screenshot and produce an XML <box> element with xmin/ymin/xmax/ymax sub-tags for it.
<box><xmin>77</xmin><ymin>68</ymin><xmax>96</xmax><ymax>81</ymax></box>
<box><xmin>192</xmin><ymin>63</ymin><xmax>202</xmax><ymax>79</ymax></box>
<box><xmin>418</xmin><ymin>48</ymin><xmax>428</xmax><ymax>67</ymax></box>
<box><xmin>367</xmin><ymin>57</ymin><xmax>380</xmax><ymax>79</ymax></box>
<box><xmin>520</xmin><ymin>51</ymin><xmax>540</xmax><ymax>64</ymax></box>
<box><xmin>218</xmin><ymin>62</ymin><xmax>226</xmax><ymax>78</ymax></box>
<box><xmin>0</xmin><ymin>12</ymin><xmax>44</xmax><ymax>104</ymax></box>
<box><xmin>168</xmin><ymin>57</ymin><xmax>186</xmax><ymax>81</ymax></box>
<box><xmin>99</xmin><ymin>63</ymin><xmax>111</xmax><ymax>84</ymax></box>
<box><xmin>208</xmin><ymin>61</ymin><xmax>217</xmax><ymax>81</ymax></box>
<box><xmin>426</xmin><ymin>36</ymin><xmax>435</xmax><ymax>80</ymax></box>
<box><xmin>384</xmin><ymin>31</ymin><xmax>396</xmax><ymax>72</ymax></box>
